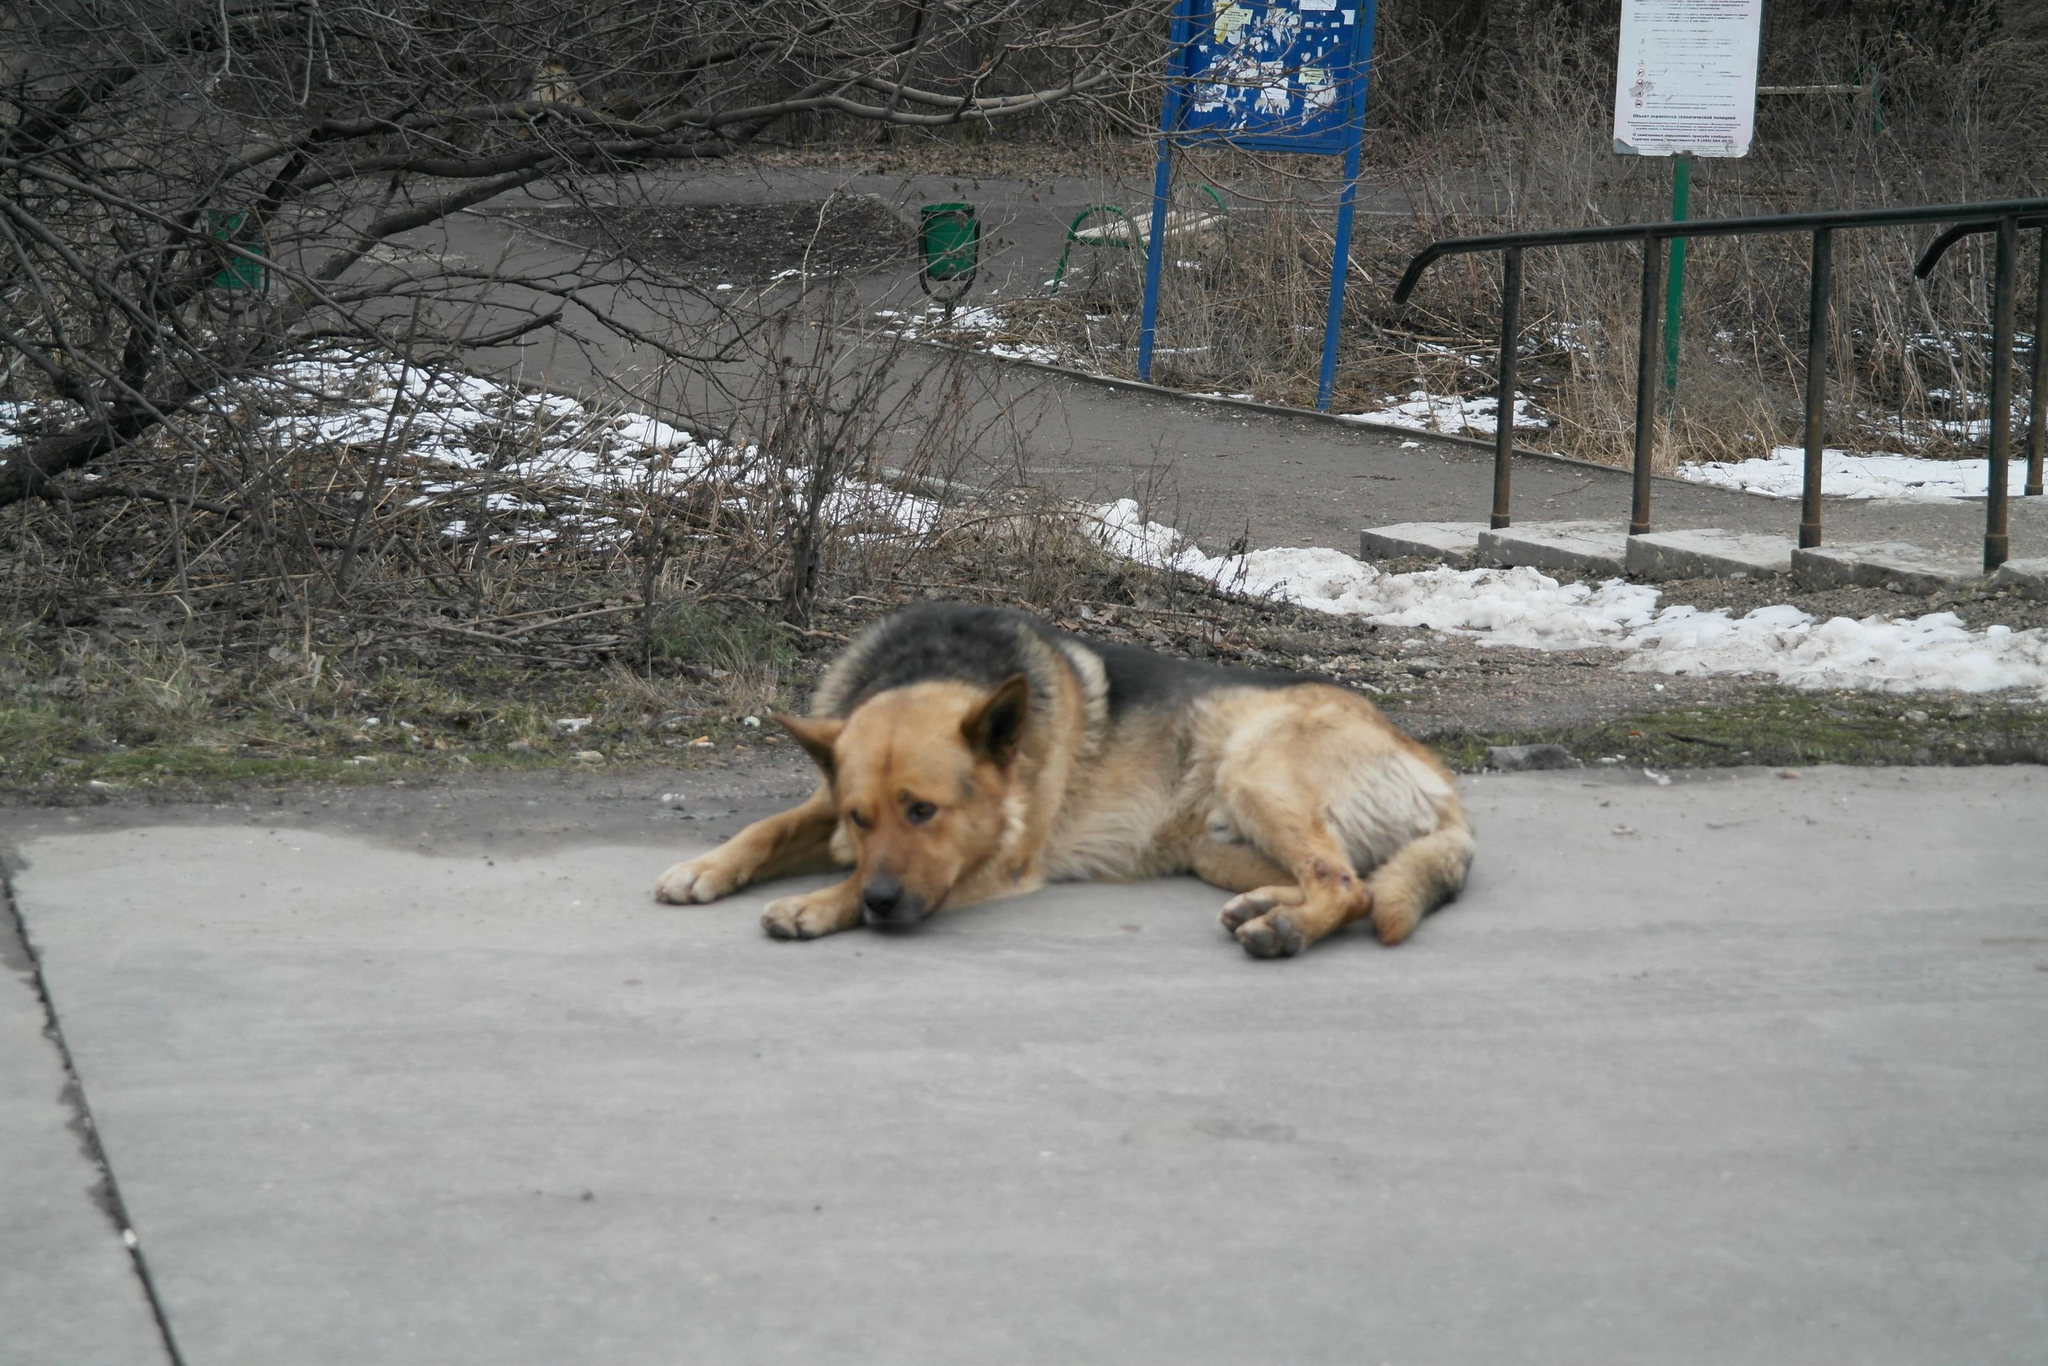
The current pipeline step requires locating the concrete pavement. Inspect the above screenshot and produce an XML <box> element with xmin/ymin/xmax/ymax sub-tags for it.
<box><xmin>5</xmin><ymin>763</ymin><xmax>2045</xmax><ymax>1364</ymax></box>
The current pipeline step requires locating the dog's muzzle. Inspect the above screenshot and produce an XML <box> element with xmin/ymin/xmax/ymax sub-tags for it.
<box><xmin>860</xmin><ymin>876</ymin><xmax>930</xmax><ymax>928</ymax></box>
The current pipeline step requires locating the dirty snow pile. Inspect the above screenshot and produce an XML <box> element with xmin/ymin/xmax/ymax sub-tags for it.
<box><xmin>1676</xmin><ymin>445</ymin><xmax>2033</xmax><ymax>502</ymax></box>
<box><xmin>239</xmin><ymin>352</ymin><xmax>938</xmax><ymax>543</ymax></box>
<box><xmin>1090</xmin><ymin>498</ymin><xmax>2048</xmax><ymax>697</ymax></box>
<box><xmin>876</xmin><ymin>303</ymin><xmax>1064</xmax><ymax>366</ymax></box>
<box><xmin>1340</xmin><ymin>391</ymin><xmax>1549</xmax><ymax>437</ymax></box>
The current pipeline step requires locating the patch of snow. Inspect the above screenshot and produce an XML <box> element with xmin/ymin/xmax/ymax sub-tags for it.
<box><xmin>611</xmin><ymin>414</ymin><xmax>697</xmax><ymax>450</ymax></box>
<box><xmin>939</xmin><ymin>305</ymin><xmax>1001</xmax><ymax>330</ymax></box>
<box><xmin>986</xmin><ymin>340</ymin><xmax>1065</xmax><ymax>365</ymax></box>
<box><xmin>1088</xmin><ymin>498</ymin><xmax>2048</xmax><ymax>697</ymax></box>
<box><xmin>1340</xmin><ymin>390</ymin><xmax>1549</xmax><ymax>437</ymax></box>
<box><xmin>1677</xmin><ymin>445</ymin><xmax>2033</xmax><ymax>501</ymax></box>
<box><xmin>241</xmin><ymin>351</ymin><xmax>940</xmax><ymax>549</ymax></box>
<box><xmin>1626</xmin><ymin>605</ymin><xmax>2048</xmax><ymax>694</ymax></box>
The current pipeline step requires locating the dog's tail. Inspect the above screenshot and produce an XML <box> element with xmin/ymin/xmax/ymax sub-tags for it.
<box><xmin>1365</xmin><ymin>801</ymin><xmax>1475</xmax><ymax>945</ymax></box>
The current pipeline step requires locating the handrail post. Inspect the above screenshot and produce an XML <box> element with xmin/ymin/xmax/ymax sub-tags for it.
<box><xmin>1630</xmin><ymin>232</ymin><xmax>1664</xmax><ymax>535</ymax></box>
<box><xmin>2027</xmin><ymin>225</ymin><xmax>2046</xmax><ymax>498</ymax></box>
<box><xmin>1985</xmin><ymin>215</ymin><xmax>2017</xmax><ymax>570</ymax></box>
<box><xmin>1492</xmin><ymin>247</ymin><xmax>1523</xmax><ymax>529</ymax></box>
<box><xmin>1388</xmin><ymin>196</ymin><xmax>2048</xmax><ymax>541</ymax></box>
<box><xmin>1800</xmin><ymin>228</ymin><xmax>1834</xmax><ymax>549</ymax></box>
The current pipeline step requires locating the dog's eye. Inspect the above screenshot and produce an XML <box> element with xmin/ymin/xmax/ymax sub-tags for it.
<box><xmin>847</xmin><ymin>810</ymin><xmax>869</xmax><ymax>830</ymax></box>
<box><xmin>904</xmin><ymin>800</ymin><xmax>937</xmax><ymax>825</ymax></box>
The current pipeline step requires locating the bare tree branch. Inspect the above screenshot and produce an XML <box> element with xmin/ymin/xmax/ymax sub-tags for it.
<box><xmin>0</xmin><ymin>0</ymin><xmax>1164</xmax><ymax>507</ymax></box>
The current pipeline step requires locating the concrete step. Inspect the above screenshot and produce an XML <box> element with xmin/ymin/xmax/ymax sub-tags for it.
<box><xmin>1625</xmin><ymin>528</ymin><xmax>1794</xmax><ymax>580</ymax></box>
<box><xmin>1990</xmin><ymin>557</ymin><xmax>2048</xmax><ymax>600</ymax></box>
<box><xmin>1477</xmin><ymin>521</ymin><xmax>1629</xmax><ymax>575</ymax></box>
<box><xmin>1791</xmin><ymin>542</ymin><xmax>1985</xmax><ymax>593</ymax></box>
<box><xmin>1360</xmin><ymin>519</ymin><xmax>2004</xmax><ymax>590</ymax></box>
<box><xmin>1359</xmin><ymin>521</ymin><xmax>1486</xmax><ymax>565</ymax></box>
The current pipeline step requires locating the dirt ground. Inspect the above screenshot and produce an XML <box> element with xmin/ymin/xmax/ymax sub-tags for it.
<box><xmin>488</xmin><ymin>197</ymin><xmax>914</xmax><ymax>280</ymax></box>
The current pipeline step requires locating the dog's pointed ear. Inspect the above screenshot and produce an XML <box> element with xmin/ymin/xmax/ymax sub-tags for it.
<box><xmin>771</xmin><ymin>712</ymin><xmax>843</xmax><ymax>775</ymax></box>
<box><xmin>961</xmin><ymin>674</ymin><xmax>1030</xmax><ymax>767</ymax></box>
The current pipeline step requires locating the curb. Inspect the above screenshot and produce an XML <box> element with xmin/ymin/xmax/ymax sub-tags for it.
<box><xmin>891</xmin><ymin>332</ymin><xmax>1700</xmax><ymax>487</ymax></box>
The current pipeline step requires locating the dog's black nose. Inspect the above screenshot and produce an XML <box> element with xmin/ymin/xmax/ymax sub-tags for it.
<box><xmin>861</xmin><ymin>877</ymin><xmax>905</xmax><ymax>919</ymax></box>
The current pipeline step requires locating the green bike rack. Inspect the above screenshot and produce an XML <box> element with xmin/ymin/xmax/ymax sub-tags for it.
<box><xmin>1049</xmin><ymin>184</ymin><xmax>1227</xmax><ymax>294</ymax></box>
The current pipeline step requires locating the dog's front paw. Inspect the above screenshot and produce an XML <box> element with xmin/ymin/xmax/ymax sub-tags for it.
<box><xmin>760</xmin><ymin>894</ymin><xmax>852</xmax><ymax>941</ymax></box>
<box><xmin>1218</xmin><ymin>885</ymin><xmax>1303</xmax><ymax>933</ymax></box>
<box><xmin>1233</xmin><ymin>910</ymin><xmax>1306</xmax><ymax>959</ymax></box>
<box><xmin>654</xmin><ymin>856</ymin><xmax>740</xmax><ymax>905</ymax></box>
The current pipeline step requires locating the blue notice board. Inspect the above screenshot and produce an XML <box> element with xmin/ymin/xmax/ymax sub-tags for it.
<box><xmin>1169</xmin><ymin>0</ymin><xmax>1373</xmax><ymax>153</ymax></box>
<box><xmin>1139</xmin><ymin>0</ymin><xmax>1379</xmax><ymax>409</ymax></box>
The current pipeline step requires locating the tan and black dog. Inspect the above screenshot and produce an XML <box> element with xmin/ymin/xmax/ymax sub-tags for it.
<box><xmin>654</xmin><ymin>603</ymin><xmax>1473</xmax><ymax>957</ymax></box>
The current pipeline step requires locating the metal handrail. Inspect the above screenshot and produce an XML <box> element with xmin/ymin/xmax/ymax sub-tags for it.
<box><xmin>1392</xmin><ymin>196</ymin><xmax>2048</xmax><ymax>569</ymax></box>
<box><xmin>1916</xmin><ymin>218</ymin><xmax>2048</xmax><ymax>505</ymax></box>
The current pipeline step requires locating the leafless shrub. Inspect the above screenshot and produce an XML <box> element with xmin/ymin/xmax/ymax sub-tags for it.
<box><xmin>0</xmin><ymin>267</ymin><xmax>1069</xmax><ymax>693</ymax></box>
<box><xmin>0</xmin><ymin>0</ymin><xmax>1167</xmax><ymax>508</ymax></box>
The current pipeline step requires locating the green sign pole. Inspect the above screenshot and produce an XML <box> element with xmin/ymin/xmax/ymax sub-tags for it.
<box><xmin>1661</xmin><ymin>153</ymin><xmax>1691</xmax><ymax>401</ymax></box>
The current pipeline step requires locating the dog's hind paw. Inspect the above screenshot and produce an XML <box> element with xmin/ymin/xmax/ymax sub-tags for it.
<box><xmin>1370</xmin><ymin>897</ymin><xmax>1419</xmax><ymax>946</ymax></box>
<box><xmin>1233</xmin><ymin>911</ymin><xmax>1305</xmax><ymax>959</ymax></box>
<box><xmin>654</xmin><ymin>858</ymin><xmax>737</xmax><ymax>905</ymax></box>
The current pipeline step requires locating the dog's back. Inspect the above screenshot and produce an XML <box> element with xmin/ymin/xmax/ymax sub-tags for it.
<box><xmin>814</xmin><ymin>600</ymin><xmax>1308</xmax><ymax>731</ymax></box>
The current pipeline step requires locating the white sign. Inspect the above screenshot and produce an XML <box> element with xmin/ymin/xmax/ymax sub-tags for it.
<box><xmin>1613</xmin><ymin>0</ymin><xmax>1763</xmax><ymax>158</ymax></box>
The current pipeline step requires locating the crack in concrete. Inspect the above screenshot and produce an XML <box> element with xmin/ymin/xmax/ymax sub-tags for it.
<box><xmin>0</xmin><ymin>853</ymin><xmax>188</xmax><ymax>1366</ymax></box>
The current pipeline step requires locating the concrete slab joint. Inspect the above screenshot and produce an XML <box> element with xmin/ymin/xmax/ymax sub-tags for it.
<box><xmin>0</xmin><ymin>868</ymin><xmax>174</xmax><ymax>1366</ymax></box>
<box><xmin>1477</xmin><ymin>521</ymin><xmax>1630</xmax><ymax>576</ymax></box>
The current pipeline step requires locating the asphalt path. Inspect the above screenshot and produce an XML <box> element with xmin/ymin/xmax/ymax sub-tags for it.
<box><xmin>5</xmin><ymin>762</ymin><xmax>2045</xmax><ymax>1365</ymax></box>
<box><xmin>361</xmin><ymin>169</ymin><xmax>2048</xmax><ymax>564</ymax></box>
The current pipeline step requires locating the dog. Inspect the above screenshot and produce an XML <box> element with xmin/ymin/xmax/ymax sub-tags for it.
<box><xmin>654</xmin><ymin>603</ymin><xmax>1473</xmax><ymax>957</ymax></box>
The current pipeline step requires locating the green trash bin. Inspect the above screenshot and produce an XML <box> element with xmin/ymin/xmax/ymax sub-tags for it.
<box><xmin>206</xmin><ymin>209</ymin><xmax>266</xmax><ymax>293</ymax></box>
<box><xmin>919</xmin><ymin>202</ymin><xmax>978</xmax><ymax>300</ymax></box>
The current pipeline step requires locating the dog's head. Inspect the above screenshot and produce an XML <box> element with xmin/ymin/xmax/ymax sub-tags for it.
<box><xmin>774</xmin><ymin>675</ymin><xmax>1029</xmax><ymax>928</ymax></box>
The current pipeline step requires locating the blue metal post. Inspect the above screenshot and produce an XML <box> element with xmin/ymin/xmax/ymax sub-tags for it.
<box><xmin>1137</xmin><ymin>3</ymin><xmax>1195</xmax><ymax>385</ymax></box>
<box><xmin>1135</xmin><ymin>139</ymin><xmax>1175</xmax><ymax>384</ymax></box>
<box><xmin>1317</xmin><ymin>139</ymin><xmax>1363</xmax><ymax>410</ymax></box>
<box><xmin>1315</xmin><ymin>0</ymin><xmax>1376</xmax><ymax>411</ymax></box>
